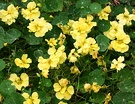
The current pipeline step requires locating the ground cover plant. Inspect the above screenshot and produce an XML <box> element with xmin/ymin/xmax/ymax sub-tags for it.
<box><xmin>0</xmin><ymin>0</ymin><xmax>135</xmax><ymax>104</ymax></box>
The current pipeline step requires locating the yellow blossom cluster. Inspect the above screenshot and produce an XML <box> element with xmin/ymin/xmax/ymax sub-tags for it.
<box><xmin>22</xmin><ymin>92</ymin><xmax>40</xmax><ymax>104</ymax></box>
<box><xmin>98</xmin><ymin>6</ymin><xmax>111</xmax><ymax>20</ymax></box>
<box><xmin>38</xmin><ymin>45</ymin><xmax>67</xmax><ymax>78</ymax></box>
<box><xmin>27</xmin><ymin>17</ymin><xmax>52</xmax><ymax>37</ymax></box>
<box><xmin>14</xmin><ymin>54</ymin><xmax>32</xmax><ymax>68</ymax></box>
<box><xmin>21</xmin><ymin>1</ymin><xmax>40</xmax><ymax>20</ymax></box>
<box><xmin>0</xmin><ymin>4</ymin><xmax>18</xmax><ymax>25</ymax></box>
<box><xmin>76</xmin><ymin>37</ymin><xmax>100</xmax><ymax>59</ymax></box>
<box><xmin>60</xmin><ymin>15</ymin><xmax>99</xmax><ymax>60</ymax></box>
<box><xmin>111</xmin><ymin>56</ymin><xmax>125</xmax><ymax>72</ymax></box>
<box><xmin>116</xmin><ymin>8</ymin><xmax>135</xmax><ymax>26</ymax></box>
<box><xmin>9</xmin><ymin>73</ymin><xmax>29</xmax><ymax>90</ymax></box>
<box><xmin>104</xmin><ymin>21</ymin><xmax>131</xmax><ymax>53</ymax></box>
<box><xmin>84</xmin><ymin>82</ymin><xmax>101</xmax><ymax>93</ymax></box>
<box><xmin>21</xmin><ymin>1</ymin><xmax>52</xmax><ymax>37</ymax></box>
<box><xmin>84</xmin><ymin>82</ymin><xmax>108</xmax><ymax>93</ymax></box>
<box><xmin>53</xmin><ymin>78</ymin><xmax>74</xmax><ymax>100</ymax></box>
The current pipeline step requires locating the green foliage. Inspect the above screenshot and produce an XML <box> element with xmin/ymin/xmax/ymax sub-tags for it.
<box><xmin>0</xmin><ymin>0</ymin><xmax>135</xmax><ymax>104</ymax></box>
<box><xmin>89</xmin><ymin>3</ymin><xmax>102</xmax><ymax>14</ymax></box>
<box><xmin>0</xmin><ymin>80</ymin><xmax>16</xmax><ymax>97</ymax></box>
<box><xmin>41</xmin><ymin>0</ymin><xmax>63</xmax><ymax>12</ymax></box>
<box><xmin>0</xmin><ymin>59</ymin><xmax>6</xmax><ymax>71</ymax></box>
<box><xmin>3</xmin><ymin>92</ymin><xmax>24</xmax><ymax>104</ymax></box>
<box><xmin>113</xmin><ymin>92</ymin><xmax>135</xmax><ymax>104</ymax></box>
<box><xmin>96</xmin><ymin>35</ymin><xmax>109</xmax><ymax>52</ymax></box>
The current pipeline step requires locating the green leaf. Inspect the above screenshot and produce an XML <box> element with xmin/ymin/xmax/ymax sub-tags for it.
<box><xmin>113</xmin><ymin>92</ymin><xmax>135</xmax><ymax>104</ymax></box>
<box><xmin>80</xmin><ymin>7</ymin><xmax>92</xmax><ymax>17</ymax></box>
<box><xmin>97</xmin><ymin>20</ymin><xmax>111</xmax><ymax>32</ymax></box>
<box><xmin>0</xmin><ymin>59</ymin><xmax>6</xmax><ymax>71</ymax></box>
<box><xmin>52</xmin><ymin>12</ymin><xmax>69</xmax><ymax>25</ymax></box>
<box><xmin>0</xmin><ymin>40</ymin><xmax>4</xmax><ymax>49</ymax></box>
<box><xmin>41</xmin><ymin>78</ymin><xmax>52</xmax><ymax>87</ymax></box>
<box><xmin>42</xmin><ymin>0</ymin><xmax>63</xmax><ymax>12</ymax></box>
<box><xmin>76</xmin><ymin>0</ymin><xmax>90</xmax><ymax>9</ymax></box>
<box><xmin>38</xmin><ymin>91</ymin><xmax>51</xmax><ymax>104</ymax></box>
<box><xmin>117</xmin><ymin>69</ymin><xmax>133</xmax><ymax>81</ymax></box>
<box><xmin>24</xmin><ymin>34</ymin><xmax>42</xmax><ymax>45</ymax></box>
<box><xmin>4</xmin><ymin>28</ymin><xmax>21</xmax><ymax>44</ymax></box>
<box><xmin>90</xmin><ymin>92</ymin><xmax>105</xmax><ymax>104</ymax></box>
<box><xmin>0</xmin><ymin>26</ymin><xmax>5</xmax><ymax>49</ymax></box>
<box><xmin>117</xmin><ymin>79</ymin><xmax>135</xmax><ymax>93</ymax></box>
<box><xmin>0</xmin><ymin>80</ymin><xmax>16</xmax><ymax>97</ymax></box>
<box><xmin>45</xmin><ymin>26</ymin><xmax>61</xmax><ymax>39</ymax></box>
<box><xmin>89</xmin><ymin>3</ymin><xmax>101</xmax><ymax>14</ymax></box>
<box><xmin>88</xmin><ymin>69</ymin><xmax>105</xmax><ymax>85</ymax></box>
<box><xmin>34</xmin><ymin>49</ymin><xmax>49</xmax><ymax>59</ymax></box>
<box><xmin>3</xmin><ymin>92</ymin><xmax>24</xmax><ymax>104</ymax></box>
<box><xmin>96</xmin><ymin>35</ymin><xmax>109</xmax><ymax>52</ymax></box>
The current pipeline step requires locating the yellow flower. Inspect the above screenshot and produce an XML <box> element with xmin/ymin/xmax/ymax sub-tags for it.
<box><xmin>0</xmin><ymin>4</ymin><xmax>18</xmax><ymax>25</ymax></box>
<box><xmin>21</xmin><ymin>1</ymin><xmax>40</xmax><ymax>20</ymax></box>
<box><xmin>22</xmin><ymin>92</ymin><xmax>40</xmax><ymax>104</ymax></box>
<box><xmin>98</xmin><ymin>6</ymin><xmax>111</xmax><ymax>20</ymax></box>
<box><xmin>58</xmin><ymin>101</ymin><xmax>67</xmax><ymax>104</ymax></box>
<box><xmin>58</xmin><ymin>33</ymin><xmax>66</xmax><ymax>46</ymax></box>
<box><xmin>59</xmin><ymin>78</ymin><xmax>69</xmax><ymax>87</ymax></box>
<box><xmin>70</xmin><ymin>66</ymin><xmax>80</xmax><ymax>74</ymax></box>
<box><xmin>104</xmin><ymin>93</ymin><xmax>111</xmax><ymax>104</ymax></box>
<box><xmin>14</xmin><ymin>54</ymin><xmax>32</xmax><ymax>68</ymax></box>
<box><xmin>45</xmin><ymin>38</ymin><xmax>57</xmax><ymax>47</ymax></box>
<box><xmin>22</xmin><ymin>0</ymin><xmax>27</xmax><ymax>2</ymax></box>
<box><xmin>91</xmin><ymin>82</ymin><xmax>101</xmax><ymax>93</ymax></box>
<box><xmin>27</xmin><ymin>17</ymin><xmax>52</xmax><ymax>37</ymax></box>
<box><xmin>0</xmin><ymin>94</ymin><xmax>3</xmax><ymax>103</ymax></box>
<box><xmin>116</xmin><ymin>8</ymin><xmax>135</xmax><ymax>26</ymax></box>
<box><xmin>111</xmin><ymin>56</ymin><xmax>125</xmax><ymax>72</ymax></box>
<box><xmin>84</xmin><ymin>83</ymin><xmax>92</xmax><ymax>92</ymax></box>
<box><xmin>110</xmin><ymin>33</ymin><xmax>130</xmax><ymax>53</ymax></box>
<box><xmin>68</xmin><ymin>49</ymin><xmax>80</xmax><ymax>63</ymax></box>
<box><xmin>104</xmin><ymin>21</ymin><xmax>124</xmax><ymax>40</ymax></box>
<box><xmin>53</xmin><ymin>78</ymin><xmax>74</xmax><ymax>100</ymax></box>
<box><xmin>9</xmin><ymin>73</ymin><xmax>29</xmax><ymax>90</ymax></box>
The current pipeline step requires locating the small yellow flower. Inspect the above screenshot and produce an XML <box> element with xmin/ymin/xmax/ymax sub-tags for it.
<box><xmin>104</xmin><ymin>93</ymin><xmax>111</xmax><ymax>104</ymax></box>
<box><xmin>111</xmin><ymin>56</ymin><xmax>125</xmax><ymax>72</ymax></box>
<box><xmin>22</xmin><ymin>0</ymin><xmax>27</xmax><ymax>2</ymax></box>
<box><xmin>0</xmin><ymin>4</ymin><xmax>18</xmax><ymax>25</ymax></box>
<box><xmin>58</xmin><ymin>101</ymin><xmax>67</xmax><ymax>104</ymax></box>
<box><xmin>59</xmin><ymin>78</ymin><xmax>69</xmax><ymax>87</ymax></box>
<box><xmin>27</xmin><ymin>17</ymin><xmax>52</xmax><ymax>37</ymax></box>
<box><xmin>116</xmin><ymin>8</ymin><xmax>135</xmax><ymax>26</ymax></box>
<box><xmin>68</xmin><ymin>49</ymin><xmax>80</xmax><ymax>63</ymax></box>
<box><xmin>91</xmin><ymin>82</ymin><xmax>101</xmax><ymax>93</ymax></box>
<box><xmin>70</xmin><ymin>66</ymin><xmax>80</xmax><ymax>74</ymax></box>
<box><xmin>98</xmin><ymin>6</ymin><xmax>111</xmax><ymax>20</ymax></box>
<box><xmin>4</xmin><ymin>42</ymin><xmax>8</xmax><ymax>46</ymax></box>
<box><xmin>84</xmin><ymin>83</ymin><xmax>92</xmax><ymax>92</ymax></box>
<box><xmin>0</xmin><ymin>94</ymin><xmax>3</xmax><ymax>103</ymax></box>
<box><xmin>53</xmin><ymin>78</ymin><xmax>74</xmax><ymax>100</ymax></box>
<box><xmin>21</xmin><ymin>1</ymin><xmax>40</xmax><ymax>20</ymax></box>
<box><xmin>14</xmin><ymin>54</ymin><xmax>32</xmax><ymax>68</ymax></box>
<box><xmin>45</xmin><ymin>38</ymin><xmax>57</xmax><ymax>47</ymax></box>
<box><xmin>9</xmin><ymin>73</ymin><xmax>29</xmax><ymax>90</ymax></box>
<box><xmin>22</xmin><ymin>92</ymin><xmax>40</xmax><ymax>104</ymax></box>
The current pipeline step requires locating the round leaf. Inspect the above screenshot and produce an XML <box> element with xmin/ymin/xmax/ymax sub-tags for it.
<box><xmin>97</xmin><ymin>20</ymin><xmax>111</xmax><ymax>32</ymax></box>
<box><xmin>0</xmin><ymin>80</ymin><xmax>16</xmax><ymax>97</ymax></box>
<box><xmin>96</xmin><ymin>35</ymin><xmax>109</xmax><ymax>52</ymax></box>
<box><xmin>89</xmin><ymin>3</ymin><xmax>101</xmax><ymax>14</ymax></box>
